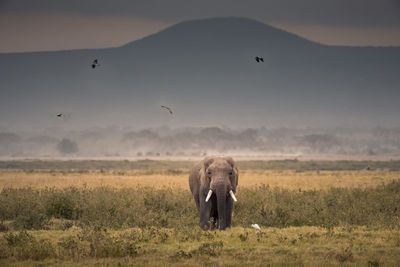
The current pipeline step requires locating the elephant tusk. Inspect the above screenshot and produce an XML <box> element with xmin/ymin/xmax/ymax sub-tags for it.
<box><xmin>205</xmin><ymin>189</ymin><xmax>213</xmax><ymax>202</ymax></box>
<box><xmin>229</xmin><ymin>190</ymin><xmax>237</xmax><ymax>202</ymax></box>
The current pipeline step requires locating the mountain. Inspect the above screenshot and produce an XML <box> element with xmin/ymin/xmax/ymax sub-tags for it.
<box><xmin>1</xmin><ymin>17</ymin><xmax>399</xmax><ymax>131</ymax></box>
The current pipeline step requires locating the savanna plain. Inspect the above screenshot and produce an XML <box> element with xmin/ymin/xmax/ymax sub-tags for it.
<box><xmin>0</xmin><ymin>159</ymin><xmax>400</xmax><ymax>266</ymax></box>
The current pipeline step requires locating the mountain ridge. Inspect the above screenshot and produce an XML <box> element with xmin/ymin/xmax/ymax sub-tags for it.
<box><xmin>3</xmin><ymin>17</ymin><xmax>399</xmax><ymax>56</ymax></box>
<box><xmin>0</xmin><ymin>17</ymin><xmax>399</xmax><ymax>131</ymax></box>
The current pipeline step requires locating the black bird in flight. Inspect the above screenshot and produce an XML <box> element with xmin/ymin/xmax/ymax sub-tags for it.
<box><xmin>91</xmin><ymin>59</ymin><xmax>100</xmax><ymax>69</ymax></box>
<box><xmin>161</xmin><ymin>105</ymin><xmax>173</xmax><ymax>115</ymax></box>
<box><xmin>255</xmin><ymin>56</ymin><xmax>264</xmax><ymax>63</ymax></box>
<box><xmin>56</xmin><ymin>113</ymin><xmax>63</xmax><ymax>117</ymax></box>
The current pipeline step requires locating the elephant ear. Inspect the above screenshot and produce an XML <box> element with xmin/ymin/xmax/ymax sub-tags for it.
<box><xmin>203</xmin><ymin>157</ymin><xmax>215</xmax><ymax>170</ymax></box>
<box><xmin>199</xmin><ymin>157</ymin><xmax>214</xmax><ymax>188</ymax></box>
<box><xmin>232</xmin><ymin>166</ymin><xmax>239</xmax><ymax>192</ymax></box>
<box><xmin>229</xmin><ymin>165</ymin><xmax>238</xmax><ymax>192</ymax></box>
<box><xmin>223</xmin><ymin>156</ymin><xmax>235</xmax><ymax>168</ymax></box>
<box><xmin>224</xmin><ymin>157</ymin><xmax>238</xmax><ymax>192</ymax></box>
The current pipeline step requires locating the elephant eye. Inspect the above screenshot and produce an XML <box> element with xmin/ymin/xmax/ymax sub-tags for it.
<box><xmin>207</xmin><ymin>171</ymin><xmax>212</xmax><ymax>175</ymax></box>
<box><xmin>229</xmin><ymin>171</ymin><xmax>233</xmax><ymax>176</ymax></box>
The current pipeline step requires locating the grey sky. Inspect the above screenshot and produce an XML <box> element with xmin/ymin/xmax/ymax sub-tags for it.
<box><xmin>1</xmin><ymin>0</ymin><xmax>400</xmax><ymax>52</ymax></box>
<box><xmin>1</xmin><ymin>0</ymin><xmax>399</xmax><ymax>27</ymax></box>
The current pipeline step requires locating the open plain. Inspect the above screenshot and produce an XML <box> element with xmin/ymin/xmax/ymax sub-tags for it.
<box><xmin>0</xmin><ymin>160</ymin><xmax>400</xmax><ymax>266</ymax></box>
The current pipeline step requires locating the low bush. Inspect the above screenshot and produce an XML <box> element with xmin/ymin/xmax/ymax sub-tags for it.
<box><xmin>0</xmin><ymin>181</ymin><xmax>399</xmax><ymax>230</ymax></box>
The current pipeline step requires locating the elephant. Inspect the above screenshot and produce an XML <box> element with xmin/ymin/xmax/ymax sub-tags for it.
<box><xmin>189</xmin><ymin>156</ymin><xmax>238</xmax><ymax>230</ymax></box>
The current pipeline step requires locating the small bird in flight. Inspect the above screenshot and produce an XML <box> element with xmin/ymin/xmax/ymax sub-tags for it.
<box><xmin>255</xmin><ymin>56</ymin><xmax>264</xmax><ymax>63</ymax></box>
<box><xmin>91</xmin><ymin>59</ymin><xmax>100</xmax><ymax>69</ymax></box>
<box><xmin>56</xmin><ymin>113</ymin><xmax>63</xmax><ymax>117</ymax></box>
<box><xmin>161</xmin><ymin>105</ymin><xmax>173</xmax><ymax>115</ymax></box>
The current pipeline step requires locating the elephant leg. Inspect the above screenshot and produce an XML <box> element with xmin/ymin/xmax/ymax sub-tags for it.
<box><xmin>210</xmin><ymin>200</ymin><xmax>218</xmax><ymax>230</ymax></box>
<box><xmin>199</xmin><ymin>194</ymin><xmax>211</xmax><ymax>230</ymax></box>
<box><xmin>210</xmin><ymin>217</ymin><xmax>218</xmax><ymax>230</ymax></box>
<box><xmin>225</xmin><ymin>197</ymin><xmax>233</xmax><ymax>228</ymax></box>
<box><xmin>193</xmin><ymin>194</ymin><xmax>200</xmax><ymax>212</ymax></box>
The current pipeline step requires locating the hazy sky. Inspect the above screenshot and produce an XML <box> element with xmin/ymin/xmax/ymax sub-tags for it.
<box><xmin>1</xmin><ymin>0</ymin><xmax>400</xmax><ymax>52</ymax></box>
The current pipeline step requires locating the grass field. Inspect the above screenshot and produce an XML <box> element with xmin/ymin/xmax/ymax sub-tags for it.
<box><xmin>1</xmin><ymin>226</ymin><xmax>400</xmax><ymax>266</ymax></box>
<box><xmin>0</xmin><ymin>169</ymin><xmax>399</xmax><ymax>190</ymax></box>
<box><xmin>0</xmin><ymin>160</ymin><xmax>400</xmax><ymax>266</ymax></box>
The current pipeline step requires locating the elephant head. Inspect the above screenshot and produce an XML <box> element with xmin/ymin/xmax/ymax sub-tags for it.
<box><xmin>198</xmin><ymin>156</ymin><xmax>238</xmax><ymax>230</ymax></box>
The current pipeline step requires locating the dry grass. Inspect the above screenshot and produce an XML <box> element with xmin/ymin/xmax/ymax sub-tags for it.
<box><xmin>1</xmin><ymin>163</ymin><xmax>400</xmax><ymax>266</ymax></box>
<box><xmin>240</xmin><ymin>170</ymin><xmax>400</xmax><ymax>190</ymax></box>
<box><xmin>0</xmin><ymin>170</ymin><xmax>399</xmax><ymax>190</ymax></box>
<box><xmin>1</xmin><ymin>226</ymin><xmax>400</xmax><ymax>266</ymax></box>
<box><xmin>0</xmin><ymin>170</ymin><xmax>188</xmax><ymax>190</ymax></box>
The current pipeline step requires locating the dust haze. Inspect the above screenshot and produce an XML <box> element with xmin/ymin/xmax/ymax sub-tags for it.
<box><xmin>1</xmin><ymin>126</ymin><xmax>399</xmax><ymax>159</ymax></box>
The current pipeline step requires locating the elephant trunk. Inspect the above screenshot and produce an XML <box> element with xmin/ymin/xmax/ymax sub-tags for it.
<box><xmin>216</xmin><ymin>183</ymin><xmax>227</xmax><ymax>230</ymax></box>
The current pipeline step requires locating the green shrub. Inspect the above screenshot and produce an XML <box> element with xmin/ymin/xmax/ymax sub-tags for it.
<box><xmin>44</xmin><ymin>188</ymin><xmax>79</xmax><ymax>220</ymax></box>
<box><xmin>3</xmin><ymin>231</ymin><xmax>55</xmax><ymax>260</ymax></box>
<box><xmin>194</xmin><ymin>241</ymin><xmax>224</xmax><ymax>257</ymax></box>
<box><xmin>0</xmin><ymin>188</ymin><xmax>48</xmax><ymax>230</ymax></box>
<box><xmin>4</xmin><ymin>231</ymin><xmax>34</xmax><ymax>247</ymax></box>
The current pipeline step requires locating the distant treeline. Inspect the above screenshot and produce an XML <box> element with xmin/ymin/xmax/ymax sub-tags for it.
<box><xmin>1</xmin><ymin>159</ymin><xmax>400</xmax><ymax>171</ymax></box>
<box><xmin>1</xmin><ymin>126</ymin><xmax>400</xmax><ymax>157</ymax></box>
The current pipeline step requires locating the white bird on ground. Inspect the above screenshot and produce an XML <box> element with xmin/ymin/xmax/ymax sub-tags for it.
<box><xmin>251</xmin><ymin>224</ymin><xmax>261</xmax><ymax>230</ymax></box>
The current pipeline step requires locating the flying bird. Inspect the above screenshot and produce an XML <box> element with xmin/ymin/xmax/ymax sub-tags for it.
<box><xmin>91</xmin><ymin>59</ymin><xmax>100</xmax><ymax>69</ymax></box>
<box><xmin>251</xmin><ymin>224</ymin><xmax>261</xmax><ymax>230</ymax></box>
<box><xmin>56</xmin><ymin>113</ymin><xmax>63</xmax><ymax>117</ymax></box>
<box><xmin>255</xmin><ymin>56</ymin><xmax>264</xmax><ymax>63</ymax></box>
<box><xmin>161</xmin><ymin>105</ymin><xmax>173</xmax><ymax>115</ymax></box>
